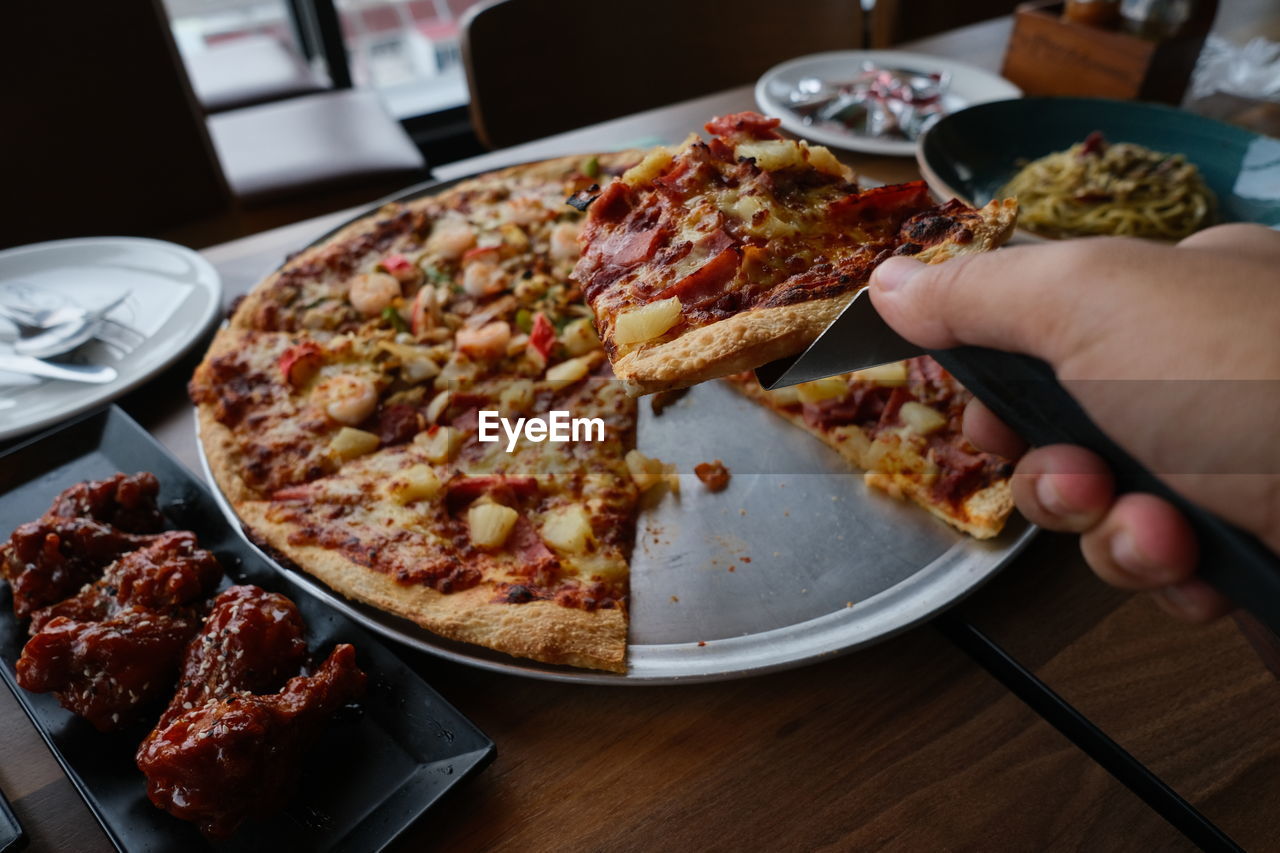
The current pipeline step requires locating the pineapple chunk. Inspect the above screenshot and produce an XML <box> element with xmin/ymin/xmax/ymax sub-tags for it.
<box><xmin>330</xmin><ymin>426</ymin><xmax>379</xmax><ymax>460</ymax></box>
<box><xmin>852</xmin><ymin>361</ymin><xmax>908</xmax><ymax>387</ymax></box>
<box><xmin>729</xmin><ymin>194</ymin><xmax>765</xmax><ymax>223</ymax></box>
<box><xmin>540</xmin><ymin>505</ymin><xmax>594</xmax><ymax>554</ymax></box>
<box><xmin>622</xmin><ymin>147</ymin><xmax>674</xmax><ymax>186</ymax></box>
<box><xmin>499</xmin><ymin>379</ymin><xmax>535</xmax><ymax>414</ymax></box>
<box><xmin>560</xmin><ymin>317</ymin><xmax>601</xmax><ymax>356</ymax></box>
<box><xmin>546</xmin><ymin>352</ymin><xmax>600</xmax><ymax>386</ymax></box>
<box><xmin>388</xmin><ymin>464</ymin><xmax>443</xmax><ymax>504</ymax></box>
<box><xmin>414</xmin><ymin>426</ymin><xmax>461</xmax><ymax>463</ymax></box>
<box><xmin>499</xmin><ymin>222</ymin><xmax>529</xmax><ymax>250</ymax></box>
<box><xmin>804</xmin><ymin>142</ymin><xmax>849</xmax><ymax>178</ymax></box>
<box><xmin>625</xmin><ymin>449</ymin><xmax>679</xmax><ymax>493</ymax></box>
<box><xmin>468</xmin><ymin>503</ymin><xmax>518</xmax><ymax>549</ymax></box>
<box><xmin>736</xmin><ymin>139</ymin><xmax>804</xmax><ymax>171</ymax></box>
<box><xmin>613</xmin><ymin>297</ymin><xmax>682</xmax><ymax>346</ymax></box>
<box><xmin>796</xmin><ymin>376</ymin><xmax>849</xmax><ymax>403</ymax></box>
<box><xmin>728</xmin><ymin>198</ymin><xmax>798</xmax><ymax>239</ymax></box>
<box><xmin>765</xmin><ymin>386</ymin><xmax>802</xmax><ymax>406</ymax></box>
<box><xmin>899</xmin><ymin>401</ymin><xmax>948</xmax><ymax>435</ymax></box>
<box><xmin>752</xmin><ymin>212</ymin><xmax>799</xmax><ymax>239</ymax></box>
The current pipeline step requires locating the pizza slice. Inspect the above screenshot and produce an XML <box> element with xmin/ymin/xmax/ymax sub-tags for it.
<box><xmin>571</xmin><ymin>111</ymin><xmax>1017</xmax><ymax>396</ymax></box>
<box><xmin>725</xmin><ymin>356</ymin><xmax>1014</xmax><ymax>538</ymax></box>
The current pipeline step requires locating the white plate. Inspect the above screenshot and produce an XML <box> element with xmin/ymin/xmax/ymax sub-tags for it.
<box><xmin>755</xmin><ymin>50</ymin><xmax>1022</xmax><ymax>157</ymax></box>
<box><xmin>0</xmin><ymin>237</ymin><xmax>222</xmax><ymax>441</ymax></box>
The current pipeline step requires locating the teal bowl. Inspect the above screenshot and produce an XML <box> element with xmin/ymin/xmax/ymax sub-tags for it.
<box><xmin>917</xmin><ymin>96</ymin><xmax>1280</xmax><ymax>236</ymax></box>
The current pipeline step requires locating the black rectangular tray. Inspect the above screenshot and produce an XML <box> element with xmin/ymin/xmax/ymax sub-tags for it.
<box><xmin>0</xmin><ymin>788</ymin><xmax>22</xmax><ymax>853</ymax></box>
<box><xmin>0</xmin><ymin>406</ymin><xmax>495</xmax><ymax>852</ymax></box>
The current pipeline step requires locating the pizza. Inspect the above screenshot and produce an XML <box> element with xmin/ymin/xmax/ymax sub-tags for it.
<box><xmin>190</xmin><ymin>133</ymin><xmax>1017</xmax><ymax>675</ymax></box>
<box><xmin>725</xmin><ymin>358</ymin><xmax>1013</xmax><ymax>538</ymax></box>
<box><xmin>570</xmin><ymin>111</ymin><xmax>1017</xmax><ymax>396</ymax></box>
<box><xmin>192</xmin><ymin>154</ymin><xmax>647</xmax><ymax>672</ymax></box>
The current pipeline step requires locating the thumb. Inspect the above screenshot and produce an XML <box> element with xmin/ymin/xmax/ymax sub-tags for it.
<box><xmin>868</xmin><ymin>246</ymin><xmax>1105</xmax><ymax>362</ymax></box>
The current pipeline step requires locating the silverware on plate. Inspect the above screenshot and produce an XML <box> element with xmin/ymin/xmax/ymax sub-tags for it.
<box><xmin>1</xmin><ymin>290</ymin><xmax>131</xmax><ymax>359</ymax></box>
<box><xmin>0</xmin><ymin>354</ymin><xmax>117</xmax><ymax>383</ymax></box>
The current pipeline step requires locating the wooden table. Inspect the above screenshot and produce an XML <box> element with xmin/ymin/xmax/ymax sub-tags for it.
<box><xmin>5</xmin><ymin>12</ymin><xmax>1280</xmax><ymax>853</ymax></box>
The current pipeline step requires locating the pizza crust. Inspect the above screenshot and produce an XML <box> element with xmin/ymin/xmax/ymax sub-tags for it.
<box><xmin>612</xmin><ymin>295</ymin><xmax>850</xmax><ymax>396</ymax></box>
<box><xmin>608</xmin><ymin>199</ymin><xmax>1018</xmax><ymax>397</ymax></box>
<box><xmin>237</xmin><ymin>502</ymin><xmax>627</xmax><ymax>672</ymax></box>
<box><xmin>199</xmin><ymin>396</ymin><xmax>629</xmax><ymax>672</ymax></box>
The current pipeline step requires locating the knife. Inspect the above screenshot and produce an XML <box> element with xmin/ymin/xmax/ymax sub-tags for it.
<box><xmin>756</xmin><ymin>288</ymin><xmax>1280</xmax><ymax>636</ymax></box>
<box><xmin>0</xmin><ymin>354</ymin><xmax>117</xmax><ymax>384</ymax></box>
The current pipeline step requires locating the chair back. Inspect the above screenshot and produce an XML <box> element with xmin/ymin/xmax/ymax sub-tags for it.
<box><xmin>462</xmin><ymin>0</ymin><xmax>864</xmax><ymax>149</ymax></box>
<box><xmin>870</xmin><ymin>0</ymin><xmax>1022</xmax><ymax>47</ymax></box>
<box><xmin>0</xmin><ymin>0</ymin><xmax>229</xmax><ymax>249</ymax></box>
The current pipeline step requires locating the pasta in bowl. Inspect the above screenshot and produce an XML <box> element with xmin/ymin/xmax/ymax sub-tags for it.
<box><xmin>1000</xmin><ymin>131</ymin><xmax>1216</xmax><ymax>240</ymax></box>
<box><xmin>916</xmin><ymin>97</ymin><xmax>1280</xmax><ymax>243</ymax></box>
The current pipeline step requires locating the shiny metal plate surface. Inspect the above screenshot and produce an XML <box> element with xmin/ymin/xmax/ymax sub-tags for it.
<box><xmin>195</xmin><ymin>169</ymin><xmax>1035</xmax><ymax>684</ymax></box>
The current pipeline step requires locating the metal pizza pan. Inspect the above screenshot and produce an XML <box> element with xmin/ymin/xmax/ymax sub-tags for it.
<box><xmin>194</xmin><ymin>167</ymin><xmax>1037</xmax><ymax>685</ymax></box>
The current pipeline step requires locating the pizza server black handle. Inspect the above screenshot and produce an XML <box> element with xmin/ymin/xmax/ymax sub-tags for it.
<box><xmin>928</xmin><ymin>345</ymin><xmax>1280</xmax><ymax>636</ymax></box>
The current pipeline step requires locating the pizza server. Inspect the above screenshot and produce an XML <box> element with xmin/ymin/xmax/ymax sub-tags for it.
<box><xmin>756</xmin><ymin>286</ymin><xmax>1280</xmax><ymax>635</ymax></box>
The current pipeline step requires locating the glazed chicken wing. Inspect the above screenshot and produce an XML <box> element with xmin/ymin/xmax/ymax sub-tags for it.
<box><xmin>2</xmin><ymin>473</ymin><xmax>166</xmax><ymax>618</ymax></box>
<box><xmin>138</xmin><ymin>643</ymin><xmax>364</xmax><ymax>838</ymax></box>
<box><xmin>45</xmin><ymin>472</ymin><xmax>165</xmax><ymax>531</ymax></box>
<box><xmin>16</xmin><ymin>607</ymin><xmax>204</xmax><ymax>731</ymax></box>
<box><xmin>137</xmin><ymin>586</ymin><xmax>365</xmax><ymax>838</ymax></box>
<box><xmin>30</xmin><ymin>531</ymin><xmax>221</xmax><ymax>633</ymax></box>
<box><xmin>15</xmin><ymin>533</ymin><xmax>223</xmax><ymax>731</ymax></box>
<box><xmin>156</xmin><ymin>584</ymin><xmax>309</xmax><ymax>729</ymax></box>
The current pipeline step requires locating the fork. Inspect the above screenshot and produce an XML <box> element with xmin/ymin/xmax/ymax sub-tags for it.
<box><xmin>0</xmin><ymin>290</ymin><xmax>139</xmax><ymax>357</ymax></box>
<box><xmin>92</xmin><ymin>317</ymin><xmax>147</xmax><ymax>358</ymax></box>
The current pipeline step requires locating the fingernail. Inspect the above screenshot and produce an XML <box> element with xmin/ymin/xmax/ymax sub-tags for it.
<box><xmin>872</xmin><ymin>257</ymin><xmax>925</xmax><ymax>292</ymax></box>
<box><xmin>1035</xmin><ymin>475</ymin><xmax>1068</xmax><ymax>516</ymax></box>
<box><xmin>1110</xmin><ymin>530</ymin><xmax>1153</xmax><ymax>579</ymax></box>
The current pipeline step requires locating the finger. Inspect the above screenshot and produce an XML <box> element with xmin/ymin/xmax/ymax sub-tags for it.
<box><xmin>1152</xmin><ymin>579</ymin><xmax>1233</xmax><ymax>623</ymax></box>
<box><xmin>1079</xmin><ymin>493</ymin><xmax>1199</xmax><ymax>591</ymax></box>
<box><xmin>868</xmin><ymin>239</ymin><xmax>1166</xmax><ymax>365</ymax></box>
<box><xmin>962</xmin><ymin>397</ymin><xmax>1027</xmax><ymax>460</ymax></box>
<box><xmin>1178</xmin><ymin>223</ymin><xmax>1280</xmax><ymax>263</ymax></box>
<box><xmin>1009</xmin><ymin>445</ymin><xmax>1114</xmax><ymax>532</ymax></box>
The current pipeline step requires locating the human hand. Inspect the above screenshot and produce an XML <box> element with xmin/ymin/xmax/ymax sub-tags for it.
<box><xmin>869</xmin><ymin>224</ymin><xmax>1280</xmax><ymax>621</ymax></box>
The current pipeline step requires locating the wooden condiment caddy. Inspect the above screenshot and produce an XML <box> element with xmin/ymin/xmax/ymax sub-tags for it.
<box><xmin>1000</xmin><ymin>0</ymin><xmax>1217</xmax><ymax>104</ymax></box>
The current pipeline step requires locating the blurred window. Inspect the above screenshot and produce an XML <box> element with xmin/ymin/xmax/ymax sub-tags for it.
<box><xmin>163</xmin><ymin>0</ymin><xmax>487</xmax><ymax>119</ymax></box>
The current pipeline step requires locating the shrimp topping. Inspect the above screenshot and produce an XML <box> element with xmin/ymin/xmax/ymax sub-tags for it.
<box><xmin>462</xmin><ymin>260</ymin><xmax>510</xmax><ymax>297</ymax></box>
<box><xmin>549</xmin><ymin>221</ymin><xmax>581</xmax><ymax>262</ymax></box>
<box><xmin>455</xmin><ymin>321</ymin><xmax>511</xmax><ymax>361</ymax></box>
<box><xmin>426</xmin><ymin>219</ymin><xmax>477</xmax><ymax>260</ymax></box>
<box><xmin>348</xmin><ymin>273</ymin><xmax>401</xmax><ymax>317</ymax></box>
<box><xmin>315</xmin><ymin>374</ymin><xmax>379</xmax><ymax>426</ymax></box>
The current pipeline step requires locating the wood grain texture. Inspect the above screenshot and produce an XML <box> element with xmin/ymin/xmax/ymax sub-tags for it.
<box><xmin>388</xmin><ymin>625</ymin><xmax>1190</xmax><ymax>852</ymax></box>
